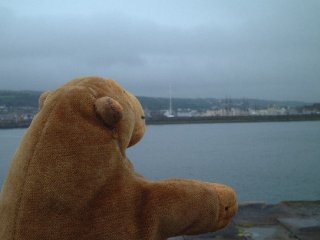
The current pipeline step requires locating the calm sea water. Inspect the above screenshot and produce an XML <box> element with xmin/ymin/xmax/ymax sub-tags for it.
<box><xmin>1</xmin><ymin>121</ymin><xmax>319</xmax><ymax>203</ymax></box>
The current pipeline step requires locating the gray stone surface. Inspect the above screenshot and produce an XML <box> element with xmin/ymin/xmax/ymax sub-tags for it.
<box><xmin>242</xmin><ymin>225</ymin><xmax>296</xmax><ymax>240</ymax></box>
<box><xmin>168</xmin><ymin>200</ymin><xmax>320</xmax><ymax>240</ymax></box>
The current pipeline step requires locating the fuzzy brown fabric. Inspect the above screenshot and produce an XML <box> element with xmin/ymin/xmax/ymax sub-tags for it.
<box><xmin>0</xmin><ymin>77</ymin><xmax>237</xmax><ymax>240</ymax></box>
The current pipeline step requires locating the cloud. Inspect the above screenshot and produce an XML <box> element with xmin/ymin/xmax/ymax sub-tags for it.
<box><xmin>0</xmin><ymin>1</ymin><xmax>319</xmax><ymax>102</ymax></box>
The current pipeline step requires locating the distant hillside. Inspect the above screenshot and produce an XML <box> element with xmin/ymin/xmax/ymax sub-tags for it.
<box><xmin>0</xmin><ymin>90</ymin><xmax>41</xmax><ymax>107</ymax></box>
<box><xmin>138</xmin><ymin>97</ymin><xmax>219</xmax><ymax>111</ymax></box>
<box><xmin>0</xmin><ymin>90</ymin><xmax>309</xmax><ymax>110</ymax></box>
<box><xmin>138</xmin><ymin>96</ymin><xmax>308</xmax><ymax>111</ymax></box>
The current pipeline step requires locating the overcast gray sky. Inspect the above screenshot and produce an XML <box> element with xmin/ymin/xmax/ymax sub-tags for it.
<box><xmin>1</xmin><ymin>0</ymin><xmax>319</xmax><ymax>102</ymax></box>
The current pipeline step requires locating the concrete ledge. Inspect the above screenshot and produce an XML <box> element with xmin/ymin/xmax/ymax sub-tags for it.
<box><xmin>169</xmin><ymin>200</ymin><xmax>320</xmax><ymax>240</ymax></box>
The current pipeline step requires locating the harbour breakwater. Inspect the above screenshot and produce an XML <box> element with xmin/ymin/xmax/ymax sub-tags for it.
<box><xmin>1</xmin><ymin>114</ymin><xmax>320</xmax><ymax>129</ymax></box>
<box><xmin>147</xmin><ymin>114</ymin><xmax>320</xmax><ymax>125</ymax></box>
<box><xmin>171</xmin><ymin>200</ymin><xmax>320</xmax><ymax>240</ymax></box>
<box><xmin>0</xmin><ymin>120</ymin><xmax>31</xmax><ymax>129</ymax></box>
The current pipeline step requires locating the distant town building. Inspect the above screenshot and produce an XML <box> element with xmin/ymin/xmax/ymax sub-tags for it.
<box><xmin>176</xmin><ymin>109</ymin><xmax>199</xmax><ymax>117</ymax></box>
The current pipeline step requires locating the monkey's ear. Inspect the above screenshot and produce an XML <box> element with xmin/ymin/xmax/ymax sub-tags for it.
<box><xmin>39</xmin><ymin>91</ymin><xmax>51</xmax><ymax>110</ymax></box>
<box><xmin>95</xmin><ymin>97</ymin><xmax>123</xmax><ymax>127</ymax></box>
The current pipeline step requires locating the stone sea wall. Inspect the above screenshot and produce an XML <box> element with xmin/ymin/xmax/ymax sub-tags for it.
<box><xmin>170</xmin><ymin>200</ymin><xmax>320</xmax><ymax>240</ymax></box>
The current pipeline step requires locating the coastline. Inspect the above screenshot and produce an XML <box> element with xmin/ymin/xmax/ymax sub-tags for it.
<box><xmin>170</xmin><ymin>200</ymin><xmax>320</xmax><ymax>240</ymax></box>
<box><xmin>0</xmin><ymin>121</ymin><xmax>31</xmax><ymax>129</ymax></box>
<box><xmin>146</xmin><ymin>114</ymin><xmax>320</xmax><ymax>125</ymax></box>
<box><xmin>1</xmin><ymin>114</ymin><xmax>320</xmax><ymax>129</ymax></box>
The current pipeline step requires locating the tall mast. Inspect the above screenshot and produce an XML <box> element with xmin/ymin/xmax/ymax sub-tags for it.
<box><xmin>169</xmin><ymin>84</ymin><xmax>172</xmax><ymax>116</ymax></box>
